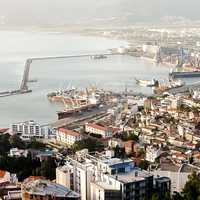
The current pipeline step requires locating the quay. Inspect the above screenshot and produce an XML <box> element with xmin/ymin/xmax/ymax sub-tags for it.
<box><xmin>168</xmin><ymin>81</ymin><xmax>200</xmax><ymax>94</ymax></box>
<box><xmin>0</xmin><ymin>52</ymin><xmax>118</xmax><ymax>98</ymax></box>
<box><xmin>170</xmin><ymin>71</ymin><xmax>200</xmax><ymax>79</ymax></box>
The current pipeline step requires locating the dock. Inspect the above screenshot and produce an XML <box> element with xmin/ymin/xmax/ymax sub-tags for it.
<box><xmin>168</xmin><ymin>81</ymin><xmax>200</xmax><ymax>94</ymax></box>
<box><xmin>170</xmin><ymin>71</ymin><xmax>200</xmax><ymax>79</ymax></box>
<box><xmin>0</xmin><ymin>53</ymin><xmax>118</xmax><ymax>98</ymax></box>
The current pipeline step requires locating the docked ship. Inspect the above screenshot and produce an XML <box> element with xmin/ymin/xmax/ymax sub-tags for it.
<box><xmin>57</xmin><ymin>103</ymin><xmax>99</xmax><ymax>119</ymax></box>
<box><xmin>135</xmin><ymin>78</ymin><xmax>159</xmax><ymax>87</ymax></box>
<box><xmin>90</xmin><ymin>54</ymin><xmax>107</xmax><ymax>60</ymax></box>
<box><xmin>47</xmin><ymin>87</ymin><xmax>103</xmax><ymax>119</ymax></box>
<box><xmin>169</xmin><ymin>67</ymin><xmax>200</xmax><ymax>79</ymax></box>
<box><xmin>153</xmin><ymin>80</ymin><xmax>185</xmax><ymax>94</ymax></box>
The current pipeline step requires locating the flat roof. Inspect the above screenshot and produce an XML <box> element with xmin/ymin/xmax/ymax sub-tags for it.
<box><xmin>110</xmin><ymin>170</ymin><xmax>153</xmax><ymax>184</ymax></box>
<box><xmin>23</xmin><ymin>179</ymin><xmax>79</xmax><ymax>198</ymax></box>
<box><xmin>59</xmin><ymin>128</ymin><xmax>80</xmax><ymax>137</ymax></box>
<box><xmin>101</xmin><ymin>158</ymin><xmax>133</xmax><ymax>167</ymax></box>
<box><xmin>92</xmin><ymin>182</ymin><xmax>119</xmax><ymax>191</ymax></box>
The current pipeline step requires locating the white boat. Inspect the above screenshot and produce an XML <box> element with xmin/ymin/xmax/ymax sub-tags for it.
<box><xmin>90</xmin><ymin>55</ymin><xmax>107</xmax><ymax>60</ymax></box>
<box><xmin>135</xmin><ymin>78</ymin><xmax>158</xmax><ymax>87</ymax></box>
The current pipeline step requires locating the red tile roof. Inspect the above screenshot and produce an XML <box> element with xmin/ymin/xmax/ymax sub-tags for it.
<box><xmin>86</xmin><ymin>123</ymin><xmax>108</xmax><ymax>132</ymax></box>
<box><xmin>59</xmin><ymin>128</ymin><xmax>80</xmax><ymax>137</ymax></box>
<box><xmin>0</xmin><ymin>128</ymin><xmax>9</xmax><ymax>134</ymax></box>
<box><xmin>0</xmin><ymin>170</ymin><xmax>6</xmax><ymax>178</ymax></box>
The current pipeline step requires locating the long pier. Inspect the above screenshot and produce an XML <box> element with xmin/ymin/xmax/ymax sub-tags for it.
<box><xmin>0</xmin><ymin>52</ymin><xmax>118</xmax><ymax>98</ymax></box>
<box><xmin>30</xmin><ymin>52</ymin><xmax>117</xmax><ymax>61</ymax></box>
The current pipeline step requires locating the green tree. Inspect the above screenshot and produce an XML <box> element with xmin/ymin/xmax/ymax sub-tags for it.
<box><xmin>27</xmin><ymin>138</ymin><xmax>45</xmax><ymax>149</ymax></box>
<box><xmin>40</xmin><ymin>157</ymin><xmax>56</xmax><ymax>180</ymax></box>
<box><xmin>0</xmin><ymin>134</ymin><xmax>11</xmax><ymax>155</ymax></box>
<box><xmin>151</xmin><ymin>193</ymin><xmax>159</xmax><ymax>200</ymax></box>
<box><xmin>138</xmin><ymin>160</ymin><xmax>149</xmax><ymax>170</ymax></box>
<box><xmin>172</xmin><ymin>192</ymin><xmax>184</xmax><ymax>200</ymax></box>
<box><xmin>9</xmin><ymin>134</ymin><xmax>25</xmax><ymax>149</ymax></box>
<box><xmin>182</xmin><ymin>171</ymin><xmax>200</xmax><ymax>200</ymax></box>
<box><xmin>73</xmin><ymin>138</ymin><xmax>104</xmax><ymax>152</ymax></box>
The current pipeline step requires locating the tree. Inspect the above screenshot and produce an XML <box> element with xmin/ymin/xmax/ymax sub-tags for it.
<box><xmin>171</xmin><ymin>192</ymin><xmax>184</xmax><ymax>200</ymax></box>
<box><xmin>27</xmin><ymin>138</ymin><xmax>45</xmax><ymax>149</ymax></box>
<box><xmin>138</xmin><ymin>160</ymin><xmax>149</xmax><ymax>170</ymax></box>
<box><xmin>114</xmin><ymin>146</ymin><xmax>127</xmax><ymax>159</ymax></box>
<box><xmin>40</xmin><ymin>157</ymin><xmax>56</xmax><ymax>180</ymax></box>
<box><xmin>151</xmin><ymin>193</ymin><xmax>159</xmax><ymax>200</ymax></box>
<box><xmin>182</xmin><ymin>171</ymin><xmax>200</xmax><ymax>200</ymax></box>
<box><xmin>9</xmin><ymin>135</ymin><xmax>25</xmax><ymax>149</ymax></box>
<box><xmin>0</xmin><ymin>134</ymin><xmax>11</xmax><ymax>155</ymax></box>
<box><xmin>73</xmin><ymin>138</ymin><xmax>104</xmax><ymax>152</ymax></box>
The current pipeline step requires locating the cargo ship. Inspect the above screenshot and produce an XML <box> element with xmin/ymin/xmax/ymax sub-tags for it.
<box><xmin>47</xmin><ymin>87</ymin><xmax>103</xmax><ymax>119</ymax></box>
<box><xmin>135</xmin><ymin>78</ymin><xmax>159</xmax><ymax>87</ymax></box>
<box><xmin>153</xmin><ymin>80</ymin><xmax>185</xmax><ymax>94</ymax></box>
<box><xmin>57</xmin><ymin>103</ymin><xmax>99</xmax><ymax>119</ymax></box>
<box><xmin>169</xmin><ymin>71</ymin><xmax>200</xmax><ymax>79</ymax></box>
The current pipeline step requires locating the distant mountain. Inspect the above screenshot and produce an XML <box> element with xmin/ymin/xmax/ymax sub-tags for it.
<box><xmin>0</xmin><ymin>0</ymin><xmax>199</xmax><ymax>27</ymax></box>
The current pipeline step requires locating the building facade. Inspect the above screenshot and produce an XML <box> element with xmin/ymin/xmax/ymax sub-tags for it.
<box><xmin>85</xmin><ymin>123</ymin><xmax>113</xmax><ymax>138</ymax></box>
<box><xmin>56</xmin><ymin>128</ymin><xmax>82</xmax><ymax>146</ymax></box>
<box><xmin>56</xmin><ymin>151</ymin><xmax>170</xmax><ymax>200</ymax></box>
<box><xmin>10</xmin><ymin>120</ymin><xmax>44</xmax><ymax>140</ymax></box>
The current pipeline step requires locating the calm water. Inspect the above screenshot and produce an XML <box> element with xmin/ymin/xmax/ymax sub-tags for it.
<box><xmin>0</xmin><ymin>30</ymin><xmax>170</xmax><ymax>127</ymax></box>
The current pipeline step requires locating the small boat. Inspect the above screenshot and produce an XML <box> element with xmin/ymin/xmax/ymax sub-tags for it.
<box><xmin>135</xmin><ymin>78</ymin><xmax>159</xmax><ymax>87</ymax></box>
<box><xmin>27</xmin><ymin>79</ymin><xmax>38</xmax><ymax>83</ymax></box>
<box><xmin>90</xmin><ymin>55</ymin><xmax>107</xmax><ymax>60</ymax></box>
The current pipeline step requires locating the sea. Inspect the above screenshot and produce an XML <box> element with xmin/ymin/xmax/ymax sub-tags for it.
<box><xmin>0</xmin><ymin>30</ymin><xmax>171</xmax><ymax>127</ymax></box>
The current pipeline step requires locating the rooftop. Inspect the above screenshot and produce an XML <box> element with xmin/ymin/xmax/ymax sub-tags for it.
<box><xmin>23</xmin><ymin>179</ymin><xmax>79</xmax><ymax>198</ymax></box>
<box><xmin>92</xmin><ymin>181</ymin><xmax>119</xmax><ymax>191</ymax></box>
<box><xmin>59</xmin><ymin>128</ymin><xmax>80</xmax><ymax>137</ymax></box>
<box><xmin>101</xmin><ymin>158</ymin><xmax>133</xmax><ymax>167</ymax></box>
<box><xmin>110</xmin><ymin>169</ymin><xmax>153</xmax><ymax>184</ymax></box>
<box><xmin>0</xmin><ymin>170</ymin><xmax>6</xmax><ymax>178</ymax></box>
<box><xmin>86</xmin><ymin>123</ymin><xmax>108</xmax><ymax>132</ymax></box>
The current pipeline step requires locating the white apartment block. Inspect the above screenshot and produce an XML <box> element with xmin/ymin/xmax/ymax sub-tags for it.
<box><xmin>10</xmin><ymin>120</ymin><xmax>44</xmax><ymax>140</ymax></box>
<box><xmin>85</xmin><ymin>123</ymin><xmax>113</xmax><ymax>138</ymax></box>
<box><xmin>145</xmin><ymin>145</ymin><xmax>161</xmax><ymax>163</ymax></box>
<box><xmin>56</xmin><ymin>128</ymin><xmax>82</xmax><ymax>146</ymax></box>
<box><xmin>56</xmin><ymin>151</ymin><xmax>169</xmax><ymax>200</ymax></box>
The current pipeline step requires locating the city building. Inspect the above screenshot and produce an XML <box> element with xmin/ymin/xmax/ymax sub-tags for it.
<box><xmin>90</xmin><ymin>182</ymin><xmax>121</xmax><ymax>200</ymax></box>
<box><xmin>21</xmin><ymin>177</ymin><xmax>80</xmax><ymax>200</ymax></box>
<box><xmin>145</xmin><ymin>145</ymin><xmax>161</xmax><ymax>163</ymax></box>
<box><xmin>85</xmin><ymin>123</ymin><xmax>113</xmax><ymax>138</ymax></box>
<box><xmin>108</xmin><ymin>138</ymin><xmax>124</xmax><ymax>149</ymax></box>
<box><xmin>8</xmin><ymin>148</ymin><xmax>28</xmax><ymax>158</ymax></box>
<box><xmin>56</xmin><ymin>165</ymin><xmax>74</xmax><ymax>190</ymax></box>
<box><xmin>153</xmin><ymin>170</ymin><xmax>189</xmax><ymax>193</ymax></box>
<box><xmin>155</xmin><ymin>177</ymin><xmax>171</xmax><ymax>198</ymax></box>
<box><xmin>124</xmin><ymin>140</ymin><xmax>135</xmax><ymax>155</ymax></box>
<box><xmin>0</xmin><ymin>170</ymin><xmax>17</xmax><ymax>185</ymax></box>
<box><xmin>56</xmin><ymin>128</ymin><xmax>82</xmax><ymax>146</ymax></box>
<box><xmin>56</xmin><ymin>151</ymin><xmax>170</xmax><ymax>200</ymax></box>
<box><xmin>10</xmin><ymin>120</ymin><xmax>44</xmax><ymax>140</ymax></box>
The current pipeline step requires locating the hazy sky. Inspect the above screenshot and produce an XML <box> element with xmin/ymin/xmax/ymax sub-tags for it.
<box><xmin>0</xmin><ymin>0</ymin><xmax>199</xmax><ymax>26</ymax></box>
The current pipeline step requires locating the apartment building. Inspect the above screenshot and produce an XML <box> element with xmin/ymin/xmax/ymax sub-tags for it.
<box><xmin>10</xmin><ymin>120</ymin><xmax>44</xmax><ymax>140</ymax></box>
<box><xmin>85</xmin><ymin>123</ymin><xmax>113</xmax><ymax>138</ymax></box>
<box><xmin>56</xmin><ymin>150</ymin><xmax>170</xmax><ymax>200</ymax></box>
<box><xmin>56</xmin><ymin>128</ymin><xmax>82</xmax><ymax>146</ymax></box>
<box><xmin>21</xmin><ymin>177</ymin><xmax>80</xmax><ymax>200</ymax></box>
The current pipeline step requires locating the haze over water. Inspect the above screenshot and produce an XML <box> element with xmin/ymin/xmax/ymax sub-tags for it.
<box><xmin>0</xmin><ymin>31</ymin><xmax>169</xmax><ymax>127</ymax></box>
